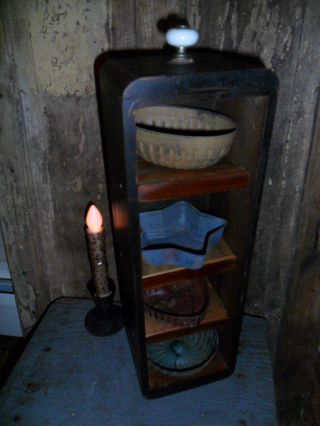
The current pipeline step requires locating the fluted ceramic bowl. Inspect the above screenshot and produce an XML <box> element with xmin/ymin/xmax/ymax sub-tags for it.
<box><xmin>134</xmin><ymin>106</ymin><xmax>236</xmax><ymax>169</ymax></box>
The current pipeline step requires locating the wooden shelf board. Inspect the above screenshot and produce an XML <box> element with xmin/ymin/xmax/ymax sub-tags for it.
<box><xmin>148</xmin><ymin>350</ymin><xmax>229</xmax><ymax>391</ymax></box>
<box><xmin>137</xmin><ymin>158</ymin><xmax>250</xmax><ymax>202</ymax></box>
<box><xmin>142</xmin><ymin>239</ymin><xmax>237</xmax><ymax>289</ymax></box>
<box><xmin>144</xmin><ymin>284</ymin><xmax>230</xmax><ymax>343</ymax></box>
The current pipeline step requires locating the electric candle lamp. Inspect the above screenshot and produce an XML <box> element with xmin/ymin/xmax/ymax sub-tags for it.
<box><xmin>85</xmin><ymin>205</ymin><xmax>110</xmax><ymax>298</ymax></box>
<box><xmin>84</xmin><ymin>203</ymin><xmax>123</xmax><ymax>336</ymax></box>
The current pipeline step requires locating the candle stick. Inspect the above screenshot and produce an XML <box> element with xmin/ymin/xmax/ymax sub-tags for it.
<box><xmin>85</xmin><ymin>205</ymin><xmax>111</xmax><ymax>298</ymax></box>
<box><xmin>84</xmin><ymin>204</ymin><xmax>123</xmax><ymax>336</ymax></box>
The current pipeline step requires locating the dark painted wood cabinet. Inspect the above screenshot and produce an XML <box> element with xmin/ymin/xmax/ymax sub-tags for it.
<box><xmin>97</xmin><ymin>51</ymin><xmax>277</xmax><ymax>397</ymax></box>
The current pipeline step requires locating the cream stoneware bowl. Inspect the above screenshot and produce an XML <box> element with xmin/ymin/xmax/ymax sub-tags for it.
<box><xmin>134</xmin><ymin>106</ymin><xmax>236</xmax><ymax>169</ymax></box>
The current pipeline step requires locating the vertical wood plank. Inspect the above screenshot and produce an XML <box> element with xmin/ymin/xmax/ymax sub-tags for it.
<box><xmin>109</xmin><ymin>0</ymin><xmax>137</xmax><ymax>49</ymax></box>
<box><xmin>273</xmin><ymin>1</ymin><xmax>320</xmax><ymax>418</ymax></box>
<box><xmin>1</xmin><ymin>0</ymin><xmax>52</xmax><ymax>330</ymax></box>
<box><xmin>192</xmin><ymin>0</ymin><xmax>319</xmax><ymax>356</ymax></box>
<box><xmin>0</xmin><ymin>0</ymin><xmax>113</xmax><ymax>330</ymax></box>
<box><xmin>135</xmin><ymin>0</ymin><xmax>187</xmax><ymax>48</ymax></box>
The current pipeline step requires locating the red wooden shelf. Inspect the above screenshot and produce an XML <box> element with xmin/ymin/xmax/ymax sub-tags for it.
<box><xmin>137</xmin><ymin>158</ymin><xmax>249</xmax><ymax>202</ymax></box>
<box><xmin>144</xmin><ymin>282</ymin><xmax>230</xmax><ymax>343</ymax></box>
<box><xmin>142</xmin><ymin>239</ymin><xmax>237</xmax><ymax>289</ymax></box>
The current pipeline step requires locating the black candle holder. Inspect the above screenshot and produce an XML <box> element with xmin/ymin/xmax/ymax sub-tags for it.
<box><xmin>85</xmin><ymin>278</ymin><xmax>124</xmax><ymax>336</ymax></box>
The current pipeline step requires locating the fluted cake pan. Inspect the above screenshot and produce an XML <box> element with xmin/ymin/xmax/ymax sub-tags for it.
<box><xmin>147</xmin><ymin>330</ymin><xmax>219</xmax><ymax>376</ymax></box>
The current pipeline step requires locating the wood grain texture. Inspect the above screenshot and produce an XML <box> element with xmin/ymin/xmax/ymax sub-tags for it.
<box><xmin>0</xmin><ymin>1</ymin><xmax>53</xmax><ymax>329</ymax></box>
<box><xmin>274</xmin><ymin>72</ymin><xmax>320</xmax><ymax>425</ymax></box>
<box><xmin>137</xmin><ymin>159</ymin><xmax>249</xmax><ymax>202</ymax></box>
<box><xmin>135</xmin><ymin>0</ymin><xmax>186</xmax><ymax>48</ymax></box>
<box><xmin>142</xmin><ymin>239</ymin><xmax>237</xmax><ymax>288</ymax></box>
<box><xmin>0</xmin><ymin>0</ymin><xmax>114</xmax><ymax>330</ymax></box>
<box><xmin>185</xmin><ymin>0</ymin><xmax>320</xmax><ymax>358</ymax></box>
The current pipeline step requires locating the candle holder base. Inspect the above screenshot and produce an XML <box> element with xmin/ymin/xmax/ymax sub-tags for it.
<box><xmin>85</xmin><ymin>279</ymin><xmax>124</xmax><ymax>336</ymax></box>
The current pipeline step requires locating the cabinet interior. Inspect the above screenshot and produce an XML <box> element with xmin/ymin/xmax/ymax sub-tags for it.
<box><xmin>135</xmin><ymin>95</ymin><xmax>269</xmax><ymax>393</ymax></box>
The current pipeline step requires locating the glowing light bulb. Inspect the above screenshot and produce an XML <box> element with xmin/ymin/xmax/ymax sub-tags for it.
<box><xmin>86</xmin><ymin>205</ymin><xmax>103</xmax><ymax>233</ymax></box>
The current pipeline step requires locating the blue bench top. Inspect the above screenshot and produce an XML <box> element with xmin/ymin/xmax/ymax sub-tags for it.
<box><xmin>0</xmin><ymin>299</ymin><xmax>277</xmax><ymax>425</ymax></box>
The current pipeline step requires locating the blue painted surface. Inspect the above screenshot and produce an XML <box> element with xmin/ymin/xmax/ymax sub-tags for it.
<box><xmin>0</xmin><ymin>300</ymin><xmax>277</xmax><ymax>425</ymax></box>
<box><xmin>140</xmin><ymin>201</ymin><xmax>226</xmax><ymax>269</ymax></box>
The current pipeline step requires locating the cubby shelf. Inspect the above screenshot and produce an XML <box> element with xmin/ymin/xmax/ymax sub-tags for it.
<box><xmin>142</xmin><ymin>239</ymin><xmax>237</xmax><ymax>289</ymax></box>
<box><xmin>144</xmin><ymin>282</ymin><xmax>230</xmax><ymax>343</ymax></box>
<box><xmin>137</xmin><ymin>158</ymin><xmax>250</xmax><ymax>202</ymax></box>
<box><xmin>99</xmin><ymin>50</ymin><xmax>277</xmax><ymax>397</ymax></box>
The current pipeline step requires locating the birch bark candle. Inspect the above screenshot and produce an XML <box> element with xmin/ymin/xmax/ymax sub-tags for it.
<box><xmin>85</xmin><ymin>204</ymin><xmax>111</xmax><ymax>298</ymax></box>
<box><xmin>84</xmin><ymin>204</ymin><xmax>123</xmax><ymax>336</ymax></box>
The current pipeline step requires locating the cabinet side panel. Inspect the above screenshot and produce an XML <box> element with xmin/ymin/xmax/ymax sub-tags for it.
<box><xmin>98</xmin><ymin>69</ymin><xmax>147</xmax><ymax>390</ymax></box>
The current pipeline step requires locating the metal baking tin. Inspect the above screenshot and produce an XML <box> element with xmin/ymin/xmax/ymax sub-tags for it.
<box><xmin>140</xmin><ymin>201</ymin><xmax>226</xmax><ymax>269</ymax></box>
<box><xmin>143</xmin><ymin>277</ymin><xmax>210</xmax><ymax>327</ymax></box>
<box><xmin>147</xmin><ymin>329</ymin><xmax>219</xmax><ymax>376</ymax></box>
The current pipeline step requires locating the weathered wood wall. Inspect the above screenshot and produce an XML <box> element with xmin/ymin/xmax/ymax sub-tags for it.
<box><xmin>275</xmin><ymin>86</ymin><xmax>320</xmax><ymax>424</ymax></box>
<box><xmin>1</xmin><ymin>1</ymin><xmax>319</xmax><ymax>422</ymax></box>
<box><xmin>0</xmin><ymin>0</ymin><xmax>114</xmax><ymax>331</ymax></box>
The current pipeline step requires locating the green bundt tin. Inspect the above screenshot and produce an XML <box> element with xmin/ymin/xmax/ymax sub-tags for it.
<box><xmin>147</xmin><ymin>330</ymin><xmax>219</xmax><ymax>376</ymax></box>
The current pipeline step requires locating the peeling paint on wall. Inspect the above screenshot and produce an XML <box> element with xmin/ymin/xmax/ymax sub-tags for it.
<box><xmin>27</xmin><ymin>0</ymin><xmax>109</xmax><ymax>96</ymax></box>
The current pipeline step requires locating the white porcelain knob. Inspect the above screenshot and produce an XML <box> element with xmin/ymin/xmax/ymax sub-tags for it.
<box><xmin>166</xmin><ymin>27</ymin><xmax>199</xmax><ymax>48</ymax></box>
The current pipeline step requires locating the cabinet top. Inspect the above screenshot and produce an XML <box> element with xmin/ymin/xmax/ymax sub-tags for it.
<box><xmin>97</xmin><ymin>51</ymin><xmax>278</xmax><ymax>96</ymax></box>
